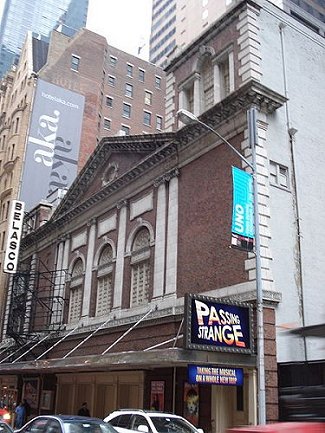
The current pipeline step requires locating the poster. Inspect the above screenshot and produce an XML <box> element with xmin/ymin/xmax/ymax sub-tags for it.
<box><xmin>150</xmin><ymin>381</ymin><xmax>164</xmax><ymax>411</ymax></box>
<box><xmin>183</xmin><ymin>383</ymin><xmax>199</xmax><ymax>426</ymax></box>
<box><xmin>22</xmin><ymin>378</ymin><xmax>39</xmax><ymax>409</ymax></box>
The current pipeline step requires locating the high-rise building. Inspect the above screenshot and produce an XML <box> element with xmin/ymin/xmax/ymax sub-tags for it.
<box><xmin>149</xmin><ymin>0</ymin><xmax>325</xmax><ymax>67</ymax></box>
<box><xmin>0</xmin><ymin>0</ymin><xmax>89</xmax><ymax>78</ymax></box>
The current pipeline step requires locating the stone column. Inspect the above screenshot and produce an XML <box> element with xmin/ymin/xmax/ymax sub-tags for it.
<box><xmin>113</xmin><ymin>200</ymin><xmax>128</xmax><ymax>308</ymax></box>
<box><xmin>82</xmin><ymin>219</ymin><xmax>96</xmax><ymax>317</ymax></box>
<box><xmin>165</xmin><ymin>173</ymin><xmax>179</xmax><ymax>295</ymax></box>
<box><xmin>213</xmin><ymin>61</ymin><xmax>221</xmax><ymax>103</ymax></box>
<box><xmin>153</xmin><ymin>178</ymin><xmax>167</xmax><ymax>298</ymax></box>
<box><xmin>193</xmin><ymin>74</ymin><xmax>201</xmax><ymax>116</ymax></box>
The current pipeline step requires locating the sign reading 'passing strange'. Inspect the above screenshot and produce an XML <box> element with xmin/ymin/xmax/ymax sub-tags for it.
<box><xmin>184</xmin><ymin>294</ymin><xmax>253</xmax><ymax>354</ymax></box>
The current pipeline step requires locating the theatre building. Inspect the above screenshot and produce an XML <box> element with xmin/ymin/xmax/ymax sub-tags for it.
<box><xmin>0</xmin><ymin>64</ymin><xmax>284</xmax><ymax>429</ymax></box>
<box><xmin>1</xmin><ymin>0</ymin><xmax>323</xmax><ymax>429</ymax></box>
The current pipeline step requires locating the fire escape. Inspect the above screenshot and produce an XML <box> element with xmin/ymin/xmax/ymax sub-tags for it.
<box><xmin>4</xmin><ymin>257</ymin><xmax>69</xmax><ymax>361</ymax></box>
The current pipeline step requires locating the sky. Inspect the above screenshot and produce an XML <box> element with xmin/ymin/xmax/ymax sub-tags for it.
<box><xmin>0</xmin><ymin>0</ymin><xmax>153</xmax><ymax>60</ymax></box>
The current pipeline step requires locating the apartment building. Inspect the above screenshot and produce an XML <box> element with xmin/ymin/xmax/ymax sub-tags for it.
<box><xmin>0</xmin><ymin>27</ymin><xmax>165</xmax><ymax>339</ymax></box>
<box><xmin>149</xmin><ymin>0</ymin><xmax>325</xmax><ymax>67</ymax></box>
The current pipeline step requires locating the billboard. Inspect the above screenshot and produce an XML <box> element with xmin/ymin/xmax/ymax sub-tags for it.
<box><xmin>20</xmin><ymin>79</ymin><xmax>85</xmax><ymax>210</ymax></box>
<box><xmin>231</xmin><ymin>166</ymin><xmax>254</xmax><ymax>252</ymax></box>
<box><xmin>184</xmin><ymin>294</ymin><xmax>253</xmax><ymax>354</ymax></box>
<box><xmin>3</xmin><ymin>200</ymin><xmax>25</xmax><ymax>273</ymax></box>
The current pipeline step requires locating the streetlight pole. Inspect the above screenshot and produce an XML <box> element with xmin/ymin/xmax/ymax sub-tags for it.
<box><xmin>177</xmin><ymin>108</ymin><xmax>266</xmax><ymax>425</ymax></box>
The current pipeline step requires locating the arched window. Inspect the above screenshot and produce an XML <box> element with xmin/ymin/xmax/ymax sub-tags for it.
<box><xmin>130</xmin><ymin>228</ymin><xmax>151</xmax><ymax>307</ymax></box>
<box><xmin>201</xmin><ymin>55</ymin><xmax>214</xmax><ymax>111</ymax></box>
<box><xmin>68</xmin><ymin>258</ymin><xmax>84</xmax><ymax>323</ymax></box>
<box><xmin>96</xmin><ymin>244</ymin><xmax>114</xmax><ymax>316</ymax></box>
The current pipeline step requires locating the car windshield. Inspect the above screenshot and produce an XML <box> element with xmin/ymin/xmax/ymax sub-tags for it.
<box><xmin>63</xmin><ymin>420</ymin><xmax>116</xmax><ymax>433</ymax></box>
<box><xmin>150</xmin><ymin>417</ymin><xmax>197</xmax><ymax>433</ymax></box>
<box><xmin>0</xmin><ymin>424</ymin><xmax>12</xmax><ymax>433</ymax></box>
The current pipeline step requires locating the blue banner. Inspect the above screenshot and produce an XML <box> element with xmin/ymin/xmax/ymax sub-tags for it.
<box><xmin>231</xmin><ymin>167</ymin><xmax>254</xmax><ymax>239</ymax></box>
<box><xmin>188</xmin><ymin>364</ymin><xmax>244</xmax><ymax>386</ymax></box>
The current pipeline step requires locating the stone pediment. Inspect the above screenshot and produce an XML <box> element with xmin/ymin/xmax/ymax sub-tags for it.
<box><xmin>21</xmin><ymin>80</ymin><xmax>285</xmax><ymax>249</ymax></box>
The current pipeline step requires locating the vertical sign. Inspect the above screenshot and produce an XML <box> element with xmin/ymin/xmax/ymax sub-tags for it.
<box><xmin>20</xmin><ymin>79</ymin><xmax>85</xmax><ymax>211</ymax></box>
<box><xmin>231</xmin><ymin>166</ymin><xmax>254</xmax><ymax>251</ymax></box>
<box><xmin>4</xmin><ymin>200</ymin><xmax>25</xmax><ymax>273</ymax></box>
<box><xmin>150</xmin><ymin>381</ymin><xmax>165</xmax><ymax>411</ymax></box>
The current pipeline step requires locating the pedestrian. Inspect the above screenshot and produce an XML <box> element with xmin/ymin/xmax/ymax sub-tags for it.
<box><xmin>77</xmin><ymin>402</ymin><xmax>90</xmax><ymax>417</ymax></box>
<box><xmin>23</xmin><ymin>399</ymin><xmax>31</xmax><ymax>423</ymax></box>
<box><xmin>15</xmin><ymin>402</ymin><xmax>26</xmax><ymax>428</ymax></box>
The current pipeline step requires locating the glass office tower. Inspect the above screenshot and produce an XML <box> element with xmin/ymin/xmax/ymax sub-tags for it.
<box><xmin>0</xmin><ymin>0</ymin><xmax>89</xmax><ymax>78</ymax></box>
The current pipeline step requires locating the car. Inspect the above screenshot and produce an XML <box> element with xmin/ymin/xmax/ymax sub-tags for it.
<box><xmin>15</xmin><ymin>415</ymin><xmax>118</xmax><ymax>433</ymax></box>
<box><xmin>104</xmin><ymin>410</ymin><xmax>204</xmax><ymax>433</ymax></box>
<box><xmin>0</xmin><ymin>421</ymin><xmax>13</xmax><ymax>433</ymax></box>
<box><xmin>0</xmin><ymin>409</ymin><xmax>11</xmax><ymax>425</ymax></box>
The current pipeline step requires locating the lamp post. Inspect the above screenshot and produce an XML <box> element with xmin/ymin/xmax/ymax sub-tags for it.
<box><xmin>177</xmin><ymin>108</ymin><xmax>266</xmax><ymax>425</ymax></box>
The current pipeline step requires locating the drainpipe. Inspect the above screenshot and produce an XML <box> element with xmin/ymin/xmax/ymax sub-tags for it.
<box><xmin>279</xmin><ymin>23</ymin><xmax>307</xmax><ymax>361</ymax></box>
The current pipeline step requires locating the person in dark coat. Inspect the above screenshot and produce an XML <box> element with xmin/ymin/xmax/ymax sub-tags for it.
<box><xmin>15</xmin><ymin>402</ymin><xmax>26</xmax><ymax>428</ymax></box>
<box><xmin>77</xmin><ymin>402</ymin><xmax>90</xmax><ymax>417</ymax></box>
<box><xmin>23</xmin><ymin>399</ymin><xmax>31</xmax><ymax>423</ymax></box>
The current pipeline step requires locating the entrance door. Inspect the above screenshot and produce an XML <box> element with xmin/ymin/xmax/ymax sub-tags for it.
<box><xmin>94</xmin><ymin>384</ymin><xmax>115</xmax><ymax>419</ymax></box>
<box><xmin>118</xmin><ymin>384</ymin><xmax>141</xmax><ymax>408</ymax></box>
<box><xmin>211</xmin><ymin>384</ymin><xmax>249</xmax><ymax>433</ymax></box>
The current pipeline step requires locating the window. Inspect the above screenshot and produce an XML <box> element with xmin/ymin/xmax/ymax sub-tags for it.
<box><xmin>15</xmin><ymin>117</ymin><xmax>19</xmax><ymax>133</ymax></box>
<box><xmin>270</xmin><ymin>161</ymin><xmax>289</xmax><ymax>189</ymax></box>
<box><xmin>131</xmin><ymin>228</ymin><xmax>151</xmax><ymax>307</ymax></box>
<box><xmin>68</xmin><ymin>258</ymin><xmax>84</xmax><ymax>323</ymax></box>
<box><xmin>139</xmin><ymin>68</ymin><xmax>145</xmax><ymax>82</ymax></box>
<box><xmin>109</xmin><ymin>55</ymin><xmax>117</xmax><ymax>66</ymax></box>
<box><xmin>103</xmin><ymin>118</ymin><xmax>111</xmax><ymax>130</ymax></box>
<box><xmin>96</xmin><ymin>245</ymin><xmax>113</xmax><ymax>316</ymax></box>
<box><xmin>10</xmin><ymin>144</ymin><xmax>15</xmax><ymax>160</ymax></box>
<box><xmin>106</xmin><ymin>96</ymin><xmax>113</xmax><ymax>107</ymax></box>
<box><xmin>126</xmin><ymin>63</ymin><xmax>133</xmax><ymax>77</ymax></box>
<box><xmin>156</xmin><ymin>115</ymin><xmax>163</xmax><ymax>130</ymax></box>
<box><xmin>71</xmin><ymin>55</ymin><xmax>80</xmax><ymax>71</ymax></box>
<box><xmin>125</xmin><ymin>83</ymin><xmax>133</xmax><ymax>98</ymax></box>
<box><xmin>123</xmin><ymin>103</ymin><xmax>131</xmax><ymax>118</ymax></box>
<box><xmin>155</xmin><ymin>75</ymin><xmax>161</xmax><ymax>89</ymax></box>
<box><xmin>108</xmin><ymin>75</ymin><xmax>116</xmax><ymax>86</ymax></box>
<box><xmin>121</xmin><ymin>125</ymin><xmax>130</xmax><ymax>136</ymax></box>
<box><xmin>143</xmin><ymin>111</ymin><xmax>151</xmax><ymax>126</ymax></box>
<box><xmin>144</xmin><ymin>91</ymin><xmax>152</xmax><ymax>105</ymax></box>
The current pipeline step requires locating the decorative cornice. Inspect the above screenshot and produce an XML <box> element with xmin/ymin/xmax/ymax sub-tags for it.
<box><xmin>154</xmin><ymin>168</ymin><xmax>180</xmax><ymax>187</ymax></box>
<box><xmin>223</xmin><ymin>289</ymin><xmax>282</xmax><ymax>305</ymax></box>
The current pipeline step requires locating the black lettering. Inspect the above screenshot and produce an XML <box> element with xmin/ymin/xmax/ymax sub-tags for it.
<box><xmin>9</xmin><ymin>241</ymin><xmax>17</xmax><ymax>249</ymax></box>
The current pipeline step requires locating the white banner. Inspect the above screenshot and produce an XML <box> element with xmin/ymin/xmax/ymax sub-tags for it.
<box><xmin>3</xmin><ymin>200</ymin><xmax>25</xmax><ymax>273</ymax></box>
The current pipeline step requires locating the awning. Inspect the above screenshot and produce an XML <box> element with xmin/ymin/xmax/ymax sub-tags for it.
<box><xmin>289</xmin><ymin>323</ymin><xmax>325</xmax><ymax>338</ymax></box>
<box><xmin>0</xmin><ymin>347</ymin><xmax>256</xmax><ymax>374</ymax></box>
